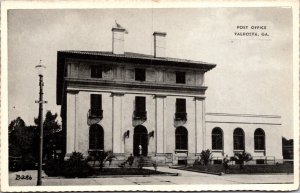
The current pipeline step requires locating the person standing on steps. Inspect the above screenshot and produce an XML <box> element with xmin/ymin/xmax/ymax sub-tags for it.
<box><xmin>138</xmin><ymin>144</ymin><xmax>142</xmax><ymax>156</ymax></box>
<box><xmin>128</xmin><ymin>154</ymin><xmax>134</xmax><ymax>167</ymax></box>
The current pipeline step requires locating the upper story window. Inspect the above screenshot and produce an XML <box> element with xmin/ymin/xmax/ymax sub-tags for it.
<box><xmin>89</xmin><ymin>94</ymin><xmax>103</xmax><ymax>118</ymax></box>
<box><xmin>134</xmin><ymin>96</ymin><xmax>147</xmax><ymax>119</ymax></box>
<box><xmin>135</xmin><ymin>68</ymin><xmax>146</xmax><ymax>81</ymax></box>
<box><xmin>91</xmin><ymin>65</ymin><xmax>103</xmax><ymax>78</ymax></box>
<box><xmin>175</xmin><ymin>98</ymin><xmax>187</xmax><ymax>120</ymax></box>
<box><xmin>176</xmin><ymin>71</ymin><xmax>186</xmax><ymax>84</ymax></box>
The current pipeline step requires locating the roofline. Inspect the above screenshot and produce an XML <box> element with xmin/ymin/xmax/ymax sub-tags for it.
<box><xmin>206</xmin><ymin>112</ymin><xmax>281</xmax><ymax>119</ymax></box>
<box><xmin>56</xmin><ymin>51</ymin><xmax>216</xmax><ymax>105</ymax></box>
<box><xmin>57</xmin><ymin>50</ymin><xmax>217</xmax><ymax>69</ymax></box>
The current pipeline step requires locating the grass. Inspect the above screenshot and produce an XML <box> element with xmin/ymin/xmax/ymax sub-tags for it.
<box><xmin>92</xmin><ymin>168</ymin><xmax>176</xmax><ymax>176</ymax></box>
<box><xmin>181</xmin><ymin>163</ymin><xmax>294</xmax><ymax>174</ymax></box>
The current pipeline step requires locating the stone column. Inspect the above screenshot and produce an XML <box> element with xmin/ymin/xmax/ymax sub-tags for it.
<box><xmin>155</xmin><ymin>94</ymin><xmax>166</xmax><ymax>153</ymax></box>
<box><xmin>66</xmin><ymin>91</ymin><xmax>78</xmax><ymax>154</ymax></box>
<box><xmin>195</xmin><ymin>96</ymin><xmax>206</xmax><ymax>153</ymax></box>
<box><xmin>112</xmin><ymin>92</ymin><xmax>124</xmax><ymax>153</ymax></box>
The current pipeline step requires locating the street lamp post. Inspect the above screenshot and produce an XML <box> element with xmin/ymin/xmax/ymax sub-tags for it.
<box><xmin>35</xmin><ymin>61</ymin><xmax>47</xmax><ymax>186</ymax></box>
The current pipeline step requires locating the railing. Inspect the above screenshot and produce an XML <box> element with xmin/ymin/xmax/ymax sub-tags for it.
<box><xmin>88</xmin><ymin>109</ymin><xmax>103</xmax><ymax>119</ymax></box>
<box><xmin>175</xmin><ymin>112</ymin><xmax>187</xmax><ymax>121</ymax></box>
<box><xmin>133</xmin><ymin>111</ymin><xmax>147</xmax><ymax>120</ymax></box>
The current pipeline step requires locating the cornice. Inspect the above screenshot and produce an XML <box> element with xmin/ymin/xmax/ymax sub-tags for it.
<box><xmin>65</xmin><ymin>78</ymin><xmax>207</xmax><ymax>95</ymax></box>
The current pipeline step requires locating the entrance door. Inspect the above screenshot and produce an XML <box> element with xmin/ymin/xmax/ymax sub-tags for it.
<box><xmin>133</xmin><ymin>125</ymin><xmax>148</xmax><ymax>156</ymax></box>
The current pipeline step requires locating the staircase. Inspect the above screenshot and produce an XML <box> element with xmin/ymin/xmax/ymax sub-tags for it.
<box><xmin>136</xmin><ymin>156</ymin><xmax>156</xmax><ymax>167</ymax></box>
<box><xmin>118</xmin><ymin>156</ymin><xmax>156</xmax><ymax>168</ymax></box>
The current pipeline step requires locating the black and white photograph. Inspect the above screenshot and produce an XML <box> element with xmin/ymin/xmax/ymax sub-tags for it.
<box><xmin>1</xmin><ymin>0</ymin><xmax>299</xmax><ymax>192</ymax></box>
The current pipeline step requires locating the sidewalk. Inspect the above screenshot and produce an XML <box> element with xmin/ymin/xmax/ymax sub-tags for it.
<box><xmin>9</xmin><ymin>167</ymin><xmax>294</xmax><ymax>186</ymax></box>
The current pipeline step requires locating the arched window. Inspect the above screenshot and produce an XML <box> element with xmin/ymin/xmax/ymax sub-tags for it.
<box><xmin>254</xmin><ymin>128</ymin><xmax>265</xmax><ymax>150</ymax></box>
<box><xmin>212</xmin><ymin>127</ymin><xmax>223</xmax><ymax>150</ymax></box>
<box><xmin>175</xmin><ymin>126</ymin><xmax>188</xmax><ymax>150</ymax></box>
<box><xmin>89</xmin><ymin>124</ymin><xmax>104</xmax><ymax>150</ymax></box>
<box><xmin>233</xmin><ymin>128</ymin><xmax>245</xmax><ymax>150</ymax></box>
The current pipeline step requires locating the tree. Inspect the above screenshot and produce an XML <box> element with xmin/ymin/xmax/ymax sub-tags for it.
<box><xmin>231</xmin><ymin>151</ymin><xmax>252</xmax><ymax>170</ymax></box>
<box><xmin>200</xmin><ymin>149</ymin><xmax>213</xmax><ymax>165</ymax></box>
<box><xmin>35</xmin><ymin>111</ymin><xmax>62</xmax><ymax>160</ymax></box>
<box><xmin>9</xmin><ymin>117</ymin><xmax>37</xmax><ymax>170</ymax></box>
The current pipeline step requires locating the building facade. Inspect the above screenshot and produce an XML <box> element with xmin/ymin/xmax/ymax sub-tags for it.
<box><xmin>56</xmin><ymin>26</ymin><xmax>283</xmax><ymax>165</ymax></box>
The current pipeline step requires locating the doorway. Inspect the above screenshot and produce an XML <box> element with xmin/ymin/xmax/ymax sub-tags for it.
<box><xmin>133</xmin><ymin>125</ymin><xmax>148</xmax><ymax>156</ymax></box>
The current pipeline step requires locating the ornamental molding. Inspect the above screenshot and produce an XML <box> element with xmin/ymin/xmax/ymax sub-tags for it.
<box><xmin>65</xmin><ymin>78</ymin><xmax>207</xmax><ymax>95</ymax></box>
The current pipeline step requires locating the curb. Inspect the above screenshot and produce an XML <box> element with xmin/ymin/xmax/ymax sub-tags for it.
<box><xmin>174</xmin><ymin>168</ymin><xmax>222</xmax><ymax>176</ymax></box>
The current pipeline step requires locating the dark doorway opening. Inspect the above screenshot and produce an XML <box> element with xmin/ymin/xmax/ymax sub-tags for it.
<box><xmin>133</xmin><ymin>125</ymin><xmax>148</xmax><ymax>156</ymax></box>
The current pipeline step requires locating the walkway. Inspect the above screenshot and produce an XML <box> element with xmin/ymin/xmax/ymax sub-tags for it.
<box><xmin>9</xmin><ymin>167</ymin><xmax>294</xmax><ymax>186</ymax></box>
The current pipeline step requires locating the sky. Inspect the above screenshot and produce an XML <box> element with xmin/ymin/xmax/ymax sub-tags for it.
<box><xmin>7</xmin><ymin>7</ymin><xmax>294</xmax><ymax>138</ymax></box>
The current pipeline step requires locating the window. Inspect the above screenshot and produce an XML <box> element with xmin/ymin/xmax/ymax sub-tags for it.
<box><xmin>256</xmin><ymin>159</ymin><xmax>265</xmax><ymax>164</ymax></box>
<box><xmin>254</xmin><ymin>128</ymin><xmax>265</xmax><ymax>150</ymax></box>
<box><xmin>89</xmin><ymin>94</ymin><xmax>103</xmax><ymax>118</ymax></box>
<box><xmin>212</xmin><ymin>127</ymin><xmax>223</xmax><ymax>150</ymax></box>
<box><xmin>89</xmin><ymin>124</ymin><xmax>104</xmax><ymax>150</ymax></box>
<box><xmin>233</xmin><ymin>128</ymin><xmax>245</xmax><ymax>150</ymax></box>
<box><xmin>176</xmin><ymin>71</ymin><xmax>186</xmax><ymax>84</ymax></box>
<box><xmin>91</xmin><ymin>65</ymin><xmax>102</xmax><ymax>78</ymax></box>
<box><xmin>135</xmin><ymin>68</ymin><xmax>146</xmax><ymax>81</ymax></box>
<box><xmin>134</xmin><ymin>96</ymin><xmax>146</xmax><ymax>119</ymax></box>
<box><xmin>175</xmin><ymin>98</ymin><xmax>187</xmax><ymax>120</ymax></box>
<box><xmin>175</xmin><ymin>126</ymin><xmax>188</xmax><ymax>150</ymax></box>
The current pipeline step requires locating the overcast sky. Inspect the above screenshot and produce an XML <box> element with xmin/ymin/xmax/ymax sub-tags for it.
<box><xmin>8</xmin><ymin>7</ymin><xmax>294</xmax><ymax>138</ymax></box>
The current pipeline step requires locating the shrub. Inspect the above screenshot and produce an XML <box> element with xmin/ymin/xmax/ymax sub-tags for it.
<box><xmin>44</xmin><ymin>158</ymin><xmax>64</xmax><ymax>177</ymax></box>
<box><xmin>87</xmin><ymin>150</ymin><xmax>116</xmax><ymax>171</ymax></box>
<box><xmin>105</xmin><ymin>151</ymin><xmax>116</xmax><ymax>166</ymax></box>
<box><xmin>231</xmin><ymin>151</ymin><xmax>252</xmax><ymax>170</ymax></box>
<box><xmin>200</xmin><ymin>149</ymin><xmax>213</xmax><ymax>165</ymax></box>
<box><xmin>63</xmin><ymin>152</ymin><xmax>92</xmax><ymax>178</ymax></box>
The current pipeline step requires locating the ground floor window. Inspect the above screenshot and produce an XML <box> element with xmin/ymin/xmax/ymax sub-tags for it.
<box><xmin>254</xmin><ymin>128</ymin><xmax>265</xmax><ymax>150</ymax></box>
<box><xmin>212</xmin><ymin>127</ymin><xmax>223</xmax><ymax>150</ymax></box>
<box><xmin>89</xmin><ymin>124</ymin><xmax>104</xmax><ymax>150</ymax></box>
<box><xmin>233</xmin><ymin>128</ymin><xmax>245</xmax><ymax>150</ymax></box>
<box><xmin>175</xmin><ymin>126</ymin><xmax>188</xmax><ymax>150</ymax></box>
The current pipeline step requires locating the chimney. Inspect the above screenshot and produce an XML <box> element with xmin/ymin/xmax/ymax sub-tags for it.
<box><xmin>153</xmin><ymin>32</ymin><xmax>167</xmax><ymax>58</ymax></box>
<box><xmin>112</xmin><ymin>27</ymin><xmax>126</xmax><ymax>54</ymax></box>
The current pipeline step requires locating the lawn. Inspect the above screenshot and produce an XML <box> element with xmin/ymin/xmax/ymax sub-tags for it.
<box><xmin>91</xmin><ymin>168</ymin><xmax>178</xmax><ymax>176</ymax></box>
<box><xmin>179</xmin><ymin>163</ymin><xmax>294</xmax><ymax>175</ymax></box>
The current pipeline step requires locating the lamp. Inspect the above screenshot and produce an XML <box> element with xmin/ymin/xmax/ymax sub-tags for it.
<box><xmin>35</xmin><ymin>60</ymin><xmax>47</xmax><ymax>186</ymax></box>
<box><xmin>124</xmin><ymin>130</ymin><xmax>130</xmax><ymax>138</ymax></box>
<box><xmin>149</xmin><ymin>130</ymin><xmax>154</xmax><ymax>138</ymax></box>
<box><xmin>35</xmin><ymin>60</ymin><xmax>46</xmax><ymax>76</ymax></box>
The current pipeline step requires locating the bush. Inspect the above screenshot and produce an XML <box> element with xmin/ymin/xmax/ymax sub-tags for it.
<box><xmin>87</xmin><ymin>150</ymin><xmax>116</xmax><ymax>170</ymax></box>
<box><xmin>231</xmin><ymin>151</ymin><xmax>252</xmax><ymax>169</ymax></box>
<box><xmin>63</xmin><ymin>152</ymin><xmax>93</xmax><ymax>178</ymax></box>
<box><xmin>44</xmin><ymin>158</ymin><xmax>64</xmax><ymax>177</ymax></box>
<box><xmin>200</xmin><ymin>149</ymin><xmax>213</xmax><ymax>165</ymax></box>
